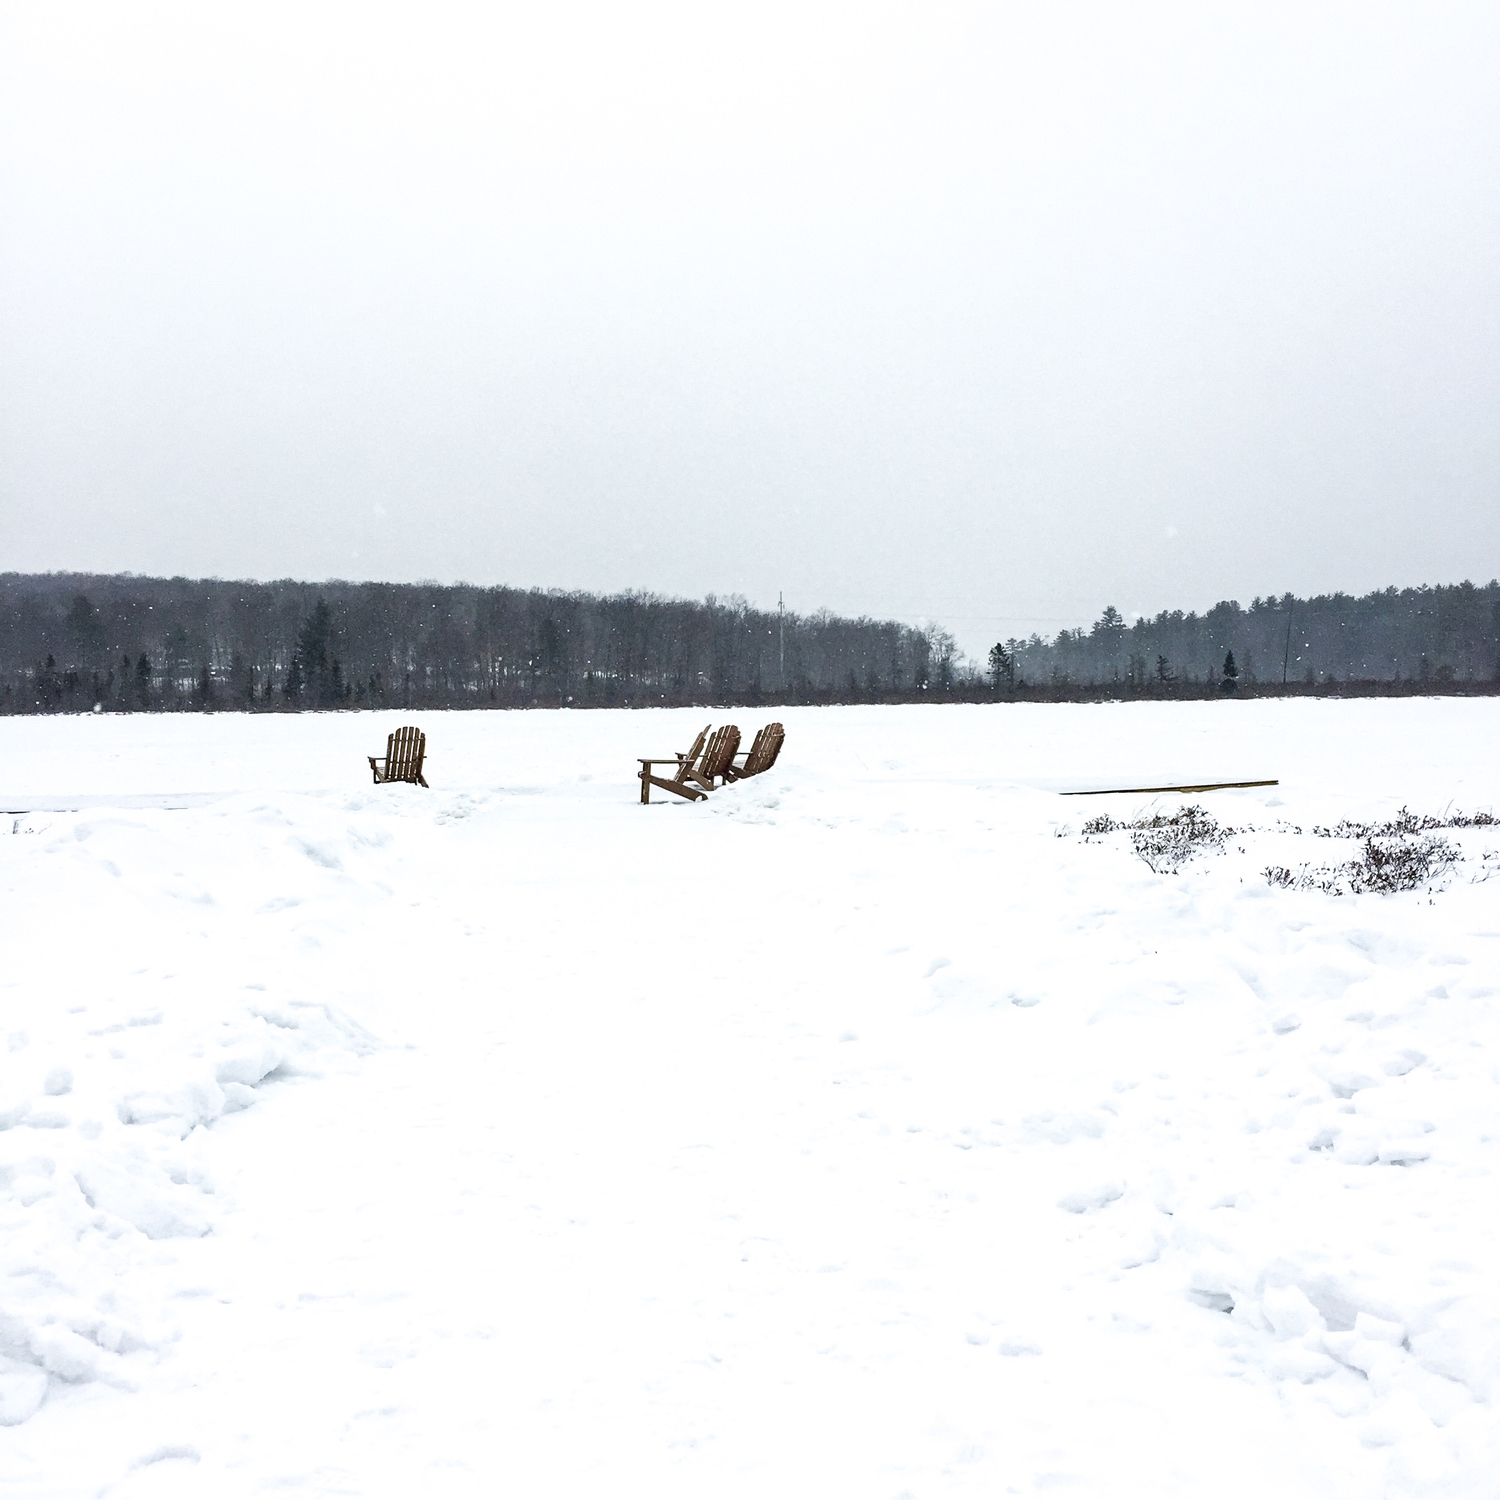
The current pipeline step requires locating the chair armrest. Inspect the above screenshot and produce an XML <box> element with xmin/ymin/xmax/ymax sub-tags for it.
<box><xmin>638</xmin><ymin>757</ymin><xmax>688</xmax><ymax>766</ymax></box>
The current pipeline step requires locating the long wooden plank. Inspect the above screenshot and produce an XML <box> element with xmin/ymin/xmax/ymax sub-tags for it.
<box><xmin>1061</xmin><ymin>779</ymin><xmax>1279</xmax><ymax>797</ymax></box>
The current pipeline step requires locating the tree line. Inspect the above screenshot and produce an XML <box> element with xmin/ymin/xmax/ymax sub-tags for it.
<box><xmin>4</xmin><ymin>573</ymin><xmax>1496</xmax><ymax>715</ymax></box>
<box><xmin>0</xmin><ymin>573</ymin><xmax>958</xmax><ymax>714</ymax></box>
<box><xmin>988</xmin><ymin>581</ymin><xmax>1500</xmax><ymax>696</ymax></box>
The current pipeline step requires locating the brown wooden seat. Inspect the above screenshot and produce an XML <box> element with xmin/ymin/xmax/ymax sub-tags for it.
<box><xmin>724</xmin><ymin>722</ymin><xmax>784</xmax><ymax>782</ymax></box>
<box><xmin>638</xmin><ymin>723</ymin><xmax>740</xmax><ymax>803</ymax></box>
<box><xmin>369</xmin><ymin>725</ymin><xmax>429</xmax><ymax>787</ymax></box>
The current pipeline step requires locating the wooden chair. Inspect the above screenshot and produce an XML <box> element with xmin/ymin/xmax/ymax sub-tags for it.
<box><xmin>724</xmin><ymin>722</ymin><xmax>784</xmax><ymax>782</ymax></box>
<box><xmin>638</xmin><ymin>723</ymin><xmax>740</xmax><ymax>803</ymax></box>
<box><xmin>369</xmin><ymin>725</ymin><xmax>429</xmax><ymax>787</ymax></box>
<box><xmin>692</xmin><ymin>724</ymin><xmax>741</xmax><ymax>790</ymax></box>
<box><xmin>638</xmin><ymin>724</ymin><xmax>709</xmax><ymax>804</ymax></box>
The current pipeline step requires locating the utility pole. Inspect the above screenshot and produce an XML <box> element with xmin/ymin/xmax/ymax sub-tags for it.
<box><xmin>778</xmin><ymin>592</ymin><xmax>785</xmax><ymax>686</ymax></box>
<box><xmin>1282</xmin><ymin>602</ymin><xmax>1294</xmax><ymax>686</ymax></box>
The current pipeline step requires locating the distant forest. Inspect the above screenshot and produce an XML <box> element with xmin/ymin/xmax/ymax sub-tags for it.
<box><xmin>0</xmin><ymin>573</ymin><xmax>954</xmax><ymax>713</ymax></box>
<box><xmin>1</xmin><ymin>572</ymin><xmax>1496</xmax><ymax>714</ymax></box>
<box><xmin>997</xmin><ymin>580</ymin><xmax>1500</xmax><ymax>696</ymax></box>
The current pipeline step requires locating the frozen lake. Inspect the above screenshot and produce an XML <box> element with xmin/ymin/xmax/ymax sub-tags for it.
<box><xmin>1</xmin><ymin>699</ymin><xmax>1497</xmax><ymax>1497</ymax></box>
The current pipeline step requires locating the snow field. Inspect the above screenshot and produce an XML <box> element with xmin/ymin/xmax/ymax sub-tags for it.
<box><xmin>0</xmin><ymin>699</ymin><xmax>1497</xmax><ymax>1496</ymax></box>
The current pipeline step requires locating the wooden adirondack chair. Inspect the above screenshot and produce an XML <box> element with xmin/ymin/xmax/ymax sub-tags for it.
<box><xmin>689</xmin><ymin>723</ymin><xmax>741</xmax><ymax>790</ymax></box>
<box><xmin>638</xmin><ymin>723</ymin><xmax>740</xmax><ymax>803</ymax></box>
<box><xmin>369</xmin><ymin>725</ymin><xmax>429</xmax><ymax>786</ymax></box>
<box><xmin>724</xmin><ymin>722</ymin><xmax>784</xmax><ymax>782</ymax></box>
<box><xmin>638</xmin><ymin>724</ymin><xmax>709</xmax><ymax>804</ymax></box>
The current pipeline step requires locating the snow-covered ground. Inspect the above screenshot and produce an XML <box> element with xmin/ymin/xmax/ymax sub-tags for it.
<box><xmin>1</xmin><ymin>699</ymin><xmax>1497</xmax><ymax>1498</ymax></box>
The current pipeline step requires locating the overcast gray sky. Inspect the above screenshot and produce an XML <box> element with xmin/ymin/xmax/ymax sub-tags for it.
<box><xmin>2</xmin><ymin>2</ymin><xmax>1496</xmax><ymax>654</ymax></box>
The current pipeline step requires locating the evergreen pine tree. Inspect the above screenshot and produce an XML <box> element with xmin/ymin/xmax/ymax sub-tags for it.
<box><xmin>291</xmin><ymin>600</ymin><xmax>338</xmax><ymax>706</ymax></box>
<box><xmin>987</xmin><ymin>641</ymin><xmax>1014</xmax><ymax>692</ymax></box>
